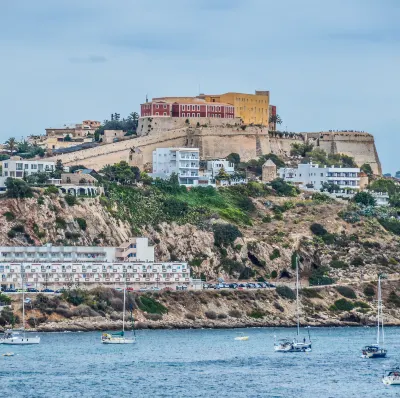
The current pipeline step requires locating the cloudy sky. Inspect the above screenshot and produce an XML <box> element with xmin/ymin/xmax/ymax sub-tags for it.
<box><xmin>1</xmin><ymin>0</ymin><xmax>399</xmax><ymax>173</ymax></box>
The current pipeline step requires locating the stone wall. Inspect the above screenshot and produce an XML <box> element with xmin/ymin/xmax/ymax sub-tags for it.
<box><xmin>305</xmin><ymin>131</ymin><xmax>382</xmax><ymax>175</ymax></box>
<box><xmin>45</xmin><ymin>127</ymin><xmax>381</xmax><ymax>175</ymax></box>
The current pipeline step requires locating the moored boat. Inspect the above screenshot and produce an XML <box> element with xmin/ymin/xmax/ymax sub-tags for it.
<box><xmin>382</xmin><ymin>367</ymin><xmax>400</xmax><ymax>385</ymax></box>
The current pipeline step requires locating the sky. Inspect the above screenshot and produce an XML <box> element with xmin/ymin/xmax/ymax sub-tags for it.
<box><xmin>0</xmin><ymin>0</ymin><xmax>399</xmax><ymax>173</ymax></box>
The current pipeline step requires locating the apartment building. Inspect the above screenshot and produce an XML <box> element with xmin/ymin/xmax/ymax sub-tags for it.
<box><xmin>1</xmin><ymin>158</ymin><xmax>55</xmax><ymax>179</ymax></box>
<box><xmin>278</xmin><ymin>163</ymin><xmax>360</xmax><ymax>191</ymax></box>
<box><xmin>0</xmin><ymin>238</ymin><xmax>196</xmax><ymax>290</ymax></box>
<box><xmin>205</xmin><ymin>159</ymin><xmax>235</xmax><ymax>178</ymax></box>
<box><xmin>152</xmin><ymin>147</ymin><xmax>199</xmax><ymax>186</ymax></box>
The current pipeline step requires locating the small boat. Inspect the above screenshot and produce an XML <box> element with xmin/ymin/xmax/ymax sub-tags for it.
<box><xmin>2</xmin><ymin>352</ymin><xmax>14</xmax><ymax>357</ymax></box>
<box><xmin>234</xmin><ymin>333</ymin><xmax>249</xmax><ymax>341</ymax></box>
<box><xmin>3</xmin><ymin>266</ymin><xmax>40</xmax><ymax>345</ymax></box>
<box><xmin>101</xmin><ymin>282</ymin><xmax>136</xmax><ymax>345</ymax></box>
<box><xmin>274</xmin><ymin>254</ymin><xmax>312</xmax><ymax>353</ymax></box>
<box><xmin>382</xmin><ymin>367</ymin><xmax>400</xmax><ymax>385</ymax></box>
<box><xmin>361</xmin><ymin>276</ymin><xmax>386</xmax><ymax>359</ymax></box>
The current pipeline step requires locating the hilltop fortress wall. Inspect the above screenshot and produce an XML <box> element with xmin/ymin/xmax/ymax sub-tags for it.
<box><xmin>46</xmin><ymin>118</ymin><xmax>381</xmax><ymax>175</ymax></box>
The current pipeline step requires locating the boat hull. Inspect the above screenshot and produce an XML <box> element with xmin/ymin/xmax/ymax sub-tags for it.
<box><xmin>2</xmin><ymin>337</ymin><xmax>40</xmax><ymax>345</ymax></box>
<box><xmin>234</xmin><ymin>337</ymin><xmax>249</xmax><ymax>341</ymax></box>
<box><xmin>102</xmin><ymin>338</ymin><xmax>135</xmax><ymax>344</ymax></box>
<box><xmin>274</xmin><ymin>342</ymin><xmax>312</xmax><ymax>353</ymax></box>
<box><xmin>383</xmin><ymin>376</ymin><xmax>400</xmax><ymax>385</ymax></box>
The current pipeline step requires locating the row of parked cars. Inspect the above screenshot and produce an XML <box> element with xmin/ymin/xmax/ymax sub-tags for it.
<box><xmin>203</xmin><ymin>282</ymin><xmax>276</xmax><ymax>290</ymax></box>
<box><xmin>1</xmin><ymin>288</ymin><xmax>64</xmax><ymax>293</ymax></box>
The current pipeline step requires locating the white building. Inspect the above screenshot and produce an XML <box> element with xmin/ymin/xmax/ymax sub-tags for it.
<box><xmin>1</xmin><ymin>158</ymin><xmax>55</xmax><ymax>179</ymax></box>
<box><xmin>0</xmin><ymin>237</ymin><xmax>198</xmax><ymax>290</ymax></box>
<box><xmin>152</xmin><ymin>147</ymin><xmax>199</xmax><ymax>186</ymax></box>
<box><xmin>0</xmin><ymin>237</ymin><xmax>154</xmax><ymax>263</ymax></box>
<box><xmin>205</xmin><ymin>159</ymin><xmax>235</xmax><ymax>178</ymax></box>
<box><xmin>278</xmin><ymin>163</ymin><xmax>360</xmax><ymax>191</ymax></box>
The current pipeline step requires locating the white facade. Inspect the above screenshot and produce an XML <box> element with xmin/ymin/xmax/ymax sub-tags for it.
<box><xmin>0</xmin><ymin>262</ymin><xmax>191</xmax><ymax>290</ymax></box>
<box><xmin>205</xmin><ymin>159</ymin><xmax>235</xmax><ymax>177</ymax></box>
<box><xmin>152</xmin><ymin>147</ymin><xmax>199</xmax><ymax>186</ymax></box>
<box><xmin>278</xmin><ymin>163</ymin><xmax>360</xmax><ymax>191</ymax></box>
<box><xmin>0</xmin><ymin>237</ymin><xmax>154</xmax><ymax>264</ymax></box>
<box><xmin>1</xmin><ymin>158</ymin><xmax>55</xmax><ymax>180</ymax></box>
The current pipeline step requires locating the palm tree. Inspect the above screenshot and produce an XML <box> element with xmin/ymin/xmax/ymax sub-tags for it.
<box><xmin>269</xmin><ymin>114</ymin><xmax>283</xmax><ymax>126</ymax></box>
<box><xmin>5</xmin><ymin>137</ymin><xmax>17</xmax><ymax>154</ymax></box>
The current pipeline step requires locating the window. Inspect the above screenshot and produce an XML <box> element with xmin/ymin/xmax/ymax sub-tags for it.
<box><xmin>24</xmin><ymin>164</ymin><xmax>28</xmax><ymax>169</ymax></box>
<box><xmin>192</xmin><ymin>113</ymin><xmax>195</xmax><ymax>117</ymax></box>
<box><xmin>16</xmin><ymin>171</ymin><xmax>23</xmax><ymax>177</ymax></box>
<box><xmin>4</xmin><ymin>171</ymin><xmax>8</xmax><ymax>176</ymax></box>
<box><xmin>16</xmin><ymin>163</ymin><xmax>23</xmax><ymax>170</ymax></box>
<box><xmin>197</xmin><ymin>113</ymin><xmax>200</xmax><ymax>117</ymax></box>
<box><xmin>164</xmin><ymin>105</ymin><xmax>167</xmax><ymax>109</ymax></box>
<box><xmin>163</xmin><ymin>112</ymin><xmax>167</xmax><ymax>116</ymax></box>
<box><xmin>156</xmin><ymin>112</ymin><xmax>159</xmax><ymax>115</ymax></box>
<box><xmin>3</xmin><ymin>163</ymin><xmax>8</xmax><ymax>168</ymax></box>
<box><xmin>182</xmin><ymin>113</ymin><xmax>185</xmax><ymax>117</ymax></box>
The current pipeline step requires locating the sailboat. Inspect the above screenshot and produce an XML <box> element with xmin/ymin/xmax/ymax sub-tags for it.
<box><xmin>274</xmin><ymin>254</ymin><xmax>311</xmax><ymax>353</ymax></box>
<box><xmin>101</xmin><ymin>282</ymin><xmax>136</xmax><ymax>344</ymax></box>
<box><xmin>3</xmin><ymin>265</ymin><xmax>40</xmax><ymax>345</ymax></box>
<box><xmin>361</xmin><ymin>275</ymin><xmax>387</xmax><ymax>358</ymax></box>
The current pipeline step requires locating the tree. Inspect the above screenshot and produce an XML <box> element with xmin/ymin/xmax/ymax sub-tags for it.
<box><xmin>269</xmin><ymin>114</ymin><xmax>282</xmax><ymax>128</ymax></box>
<box><xmin>215</xmin><ymin>167</ymin><xmax>231</xmax><ymax>181</ymax></box>
<box><xmin>389</xmin><ymin>193</ymin><xmax>400</xmax><ymax>208</ymax></box>
<box><xmin>64</xmin><ymin>134</ymin><xmax>72</xmax><ymax>142</ymax></box>
<box><xmin>361</xmin><ymin>163</ymin><xmax>373</xmax><ymax>177</ymax></box>
<box><xmin>226</xmin><ymin>153</ymin><xmax>240</xmax><ymax>165</ymax></box>
<box><xmin>17</xmin><ymin>140</ymin><xmax>30</xmax><ymax>153</ymax></box>
<box><xmin>213</xmin><ymin>223</ymin><xmax>242</xmax><ymax>247</ymax></box>
<box><xmin>353</xmin><ymin>191</ymin><xmax>376</xmax><ymax>207</ymax></box>
<box><xmin>369</xmin><ymin>179</ymin><xmax>398</xmax><ymax>195</ymax></box>
<box><xmin>5</xmin><ymin>137</ymin><xmax>17</xmax><ymax>154</ymax></box>
<box><xmin>270</xmin><ymin>178</ymin><xmax>299</xmax><ymax>197</ymax></box>
<box><xmin>290</xmin><ymin>142</ymin><xmax>314</xmax><ymax>157</ymax></box>
<box><xmin>26</xmin><ymin>172</ymin><xmax>50</xmax><ymax>185</ymax></box>
<box><xmin>321</xmin><ymin>182</ymin><xmax>340</xmax><ymax>193</ymax></box>
<box><xmin>100</xmin><ymin>161</ymin><xmax>140</xmax><ymax>185</ymax></box>
<box><xmin>5</xmin><ymin>178</ymin><xmax>33</xmax><ymax>198</ymax></box>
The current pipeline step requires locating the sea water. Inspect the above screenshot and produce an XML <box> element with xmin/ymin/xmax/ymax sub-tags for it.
<box><xmin>1</xmin><ymin>327</ymin><xmax>399</xmax><ymax>397</ymax></box>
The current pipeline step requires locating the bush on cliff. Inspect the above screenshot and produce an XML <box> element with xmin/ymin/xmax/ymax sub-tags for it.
<box><xmin>378</xmin><ymin>218</ymin><xmax>400</xmax><ymax>235</ymax></box>
<box><xmin>5</xmin><ymin>178</ymin><xmax>33</xmax><ymax>198</ymax></box>
<box><xmin>331</xmin><ymin>299</ymin><xmax>354</xmax><ymax>312</ymax></box>
<box><xmin>363</xmin><ymin>285</ymin><xmax>375</xmax><ymax>297</ymax></box>
<box><xmin>309</xmin><ymin>266</ymin><xmax>334</xmax><ymax>286</ymax></box>
<box><xmin>335</xmin><ymin>286</ymin><xmax>357</xmax><ymax>299</ymax></box>
<box><xmin>138</xmin><ymin>295</ymin><xmax>168</xmax><ymax>314</ymax></box>
<box><xmin>276</xmin><ymin>286</ymin><xmax>296</xmax><ymax>300</ymax></box>
<box><xmin>0</xmin><ymin>307</ymin><xmax>19</xmax><ymax>327</ymax></box>
<box><xmin>213</xmin><ymin>223</ymin><xmax>242</xmax><ymax>247</ymax></box>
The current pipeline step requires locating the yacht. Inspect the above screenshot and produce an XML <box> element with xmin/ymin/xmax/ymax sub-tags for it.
<box><xmin>2</xmin><ymin>266</ymin><xmax>40</xmax><ymax>345</ymax></box>
<box><xmin>361</xmin><ymin>276</ymin><xmax>386</xmax><ymax>358</ymax></box>
<box><xmin>101</xmin><ymin>281</ymin><xmax>136</xmax><ymax>344</ymax></box>
<box><xmin>274</xmin><ymin>254</ymin><xmax>312</xmax><ymax>353</ymax></box>
<box><xmin>382</xmin><ymin>367</ymin><xmax>400</xmax><ymax>385</ymax></box>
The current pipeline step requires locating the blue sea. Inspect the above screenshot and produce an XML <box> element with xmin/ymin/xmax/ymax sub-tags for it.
<box><xmin>1</xmin><ymin>327</ymin><xmax>400</xmax><ymax>397</ymax></box>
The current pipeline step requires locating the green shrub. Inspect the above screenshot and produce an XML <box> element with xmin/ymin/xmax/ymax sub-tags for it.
<box><xmin>185</xmin><ymin>313</ymin><xmax>196</xmax><ymax>321</ymax></box>
<box><xmin>5</xmin><ymin>178</ymin><xmax>33</xmax><ymax>198</ymax></box>
<box><xmin>388</xmin><ymin>291</ymin><xmax>400</xmax><ymax>307</ymax></box>
<box><xmin>351</xmin><ymin>257</ymin><xmax>364</xmax><ymax>267</ymax></box>
<box><xmin>221</xmin><ymin>258</ymin><xmax>245</xmax><ymax>275</ymax></box>
<box><xmin>335</xmin><ymin>286</ymin><xmax>357</xmax><ymax>299</ymax></box>
<box><xmin>228</xmin><ymin>309</ymin><xmax>242</xmax><ymax>318</ymax></box>
<box><xmin>248</xmin><ymin>310</ymin><xmax>265</xmax><ymax>319</ymax></box>
<box><xmin>138</xmin><ymin>295</ymin><xmax>168</xmax><ymax>314</ymax></box>
<box><xmin>162</xmin><ymin>197</ymin><xmax>189</xmax><ymax>218</ymax></box>
<box><xmin>271</xmin><ymin>270</ymin><xmax>278</xmax><ymax>278</ymax></box>
<box><xmin>353</xmin><ymin>191</ymin><xmax>376</xmax><ymax>206</ymax></box>
<box><xmin>276</xmin><ymin>285</ymin><xmax>296</xmax><ymax>300</ymax></box>
<box><xmin>378</xmin><ymin>218</ymin><xmax>400</xmax><ymax>235</ymax></box>
<box><xmin>55</xmin><ymin>217</ymin><xmax>66</xmax><ymax>229</ymax></box>
<box><xmin>234</xmin><ymin>244</ymin><xmax>243</xmax><ymax>251</ymax></box>
<box><xmin>354</xmin><ymin>301</ymin><xmax>370</xmax><ymax>309</ymax></box>
<box><xmin>312</xmin><ymin>192</ymin><xmax>332</xmax><ymax>203</ymax></box>
<box><xmin>75</xmin><ymin>218</ymin><xmax>87</xmax><ymax>231</ymax></box>
<box><xmin>62</xmin><ymin>289</ymin><xmax>87</xmax><ymax>306</ymax></box>
<box><xmin>309</xmin><ymin>266</ymin><xmax>334</xmax><ymax>286</ymax></box>
<box><xmin>12</xmin><ymin>224</ymin><xmax>25</xmax><ymax>233</ymax></box>
<box><xmin>213</xmin><ymin>223</ymin><xmax>242</xmax><ymax>247</ymax></box>
<box><xmin>330</xmin><ymin>259</ymin><xmax>348</xmax><ymax>269</ymax></box>
<box><xmin>332</xmin><ymin>298</ymin><xmax>354</xmax><ymax>311</ymax></box>
<box><xmin>217</xmin><ymin>313</ymin><xmax>227</xmax><ymax>319</ymax></box>
<box><xmin>7</xmin><ymin>230</ymin><xmax>16</xmax><ymax>238</ymax></box>
<box><xmin>65</xmin><ymin>231</ymin><xmax>80</xmax><ymax>240</ymax></box>
<box><xmin>270</xmin><ymin>178</ymin><xmax>299</xmax><ymax>197</ymax></box>
<box><xmin>0</xmin><ymin>293</ymin><xmax>11</xmax><ymax>305</ymax></box>
<box><xmin>37</xmin><ymin>196</ymin><xmax>45</xmax><ymax>205</ymax></box>
<box><xmin>3</xmin><ymin>211</ymin><xmax>15</xmax><ymax>221</ymax></box>
<box><xmin>269</xmin><ymin>248</ymin><xmax>280</xmax><ymax>261</ymax></box>
<box><xmin>310</xmin><ymin>223</ymin><xmax>328</xmax><ymax>236</ymax></box>
<box><xmin>205</xmin><ymin>311</ymin><xmax>217</xmax><ymax>320</ymax></box>
<box><xmin>44</xmin><ymin>185</ymin><xmax>59</xmax><ymax>195</ymax></box>
<box><xmin>262</xmin><ymin>215</ymin><xmax>272</xmax><ymax>223</ymax></box>
<box><xmin>363</xmin><ymin>285</ymin><xmax>375</xmax><ymax>297</ymax></box>
<box><xmin>65</xmin><ymin>194</ymin><xmax>77</xmax><ymax>206</ymax></box>
<box><xmin>301</xmin><ymin>288</ymin><xmax>322</xmax><ymax>299</ymax></box>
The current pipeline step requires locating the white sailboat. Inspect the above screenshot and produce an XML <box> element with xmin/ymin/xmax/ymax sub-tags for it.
<box><xmin>361</xmin><ymin>275</ymin><xmax>387</xmax><ymax>358</ymax></box>
<box><xmin>274</xmin><ymin>254</ymin><xmax>311</xmax><ymax>353</ymax></box>
<box><xmin>101</xmin><ymin>280</ymin><xmax>136</xmax><ymax>344</ymax></box>
<box><xmin>382</xmin><ymin>367</ymin><xmax>400</xmax><ymax>385</ymax></box>
<box><xmin>3</xmin><ymin>265</ymin><xmax>40</xmax><ymax>345</ymax></box>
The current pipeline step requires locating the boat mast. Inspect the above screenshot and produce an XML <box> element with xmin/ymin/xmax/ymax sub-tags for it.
<box><xmin>122</xmin><ymin>276</ymin><xmax>126</xmax><ymax>334</ymax></box>
<box><xmin>296</xmin><ymin>254</ymin><xmax>300</xmax><ymax>337</ymax></box>
<box><xmin>377</xmin><ymin>276</ymin><xmax>384</xmax><ymax>345</ymax></box>
<box><xmin>21</xmin><ymin>264</ymin><xmax>25</xmax><ymax>338</ymax></box>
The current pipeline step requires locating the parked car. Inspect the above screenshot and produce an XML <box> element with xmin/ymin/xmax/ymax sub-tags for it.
<box><xmin>55</xmin><ymin>289</ymin><xmax>65</xmax><ymax>294</ymax></box>
<box><xmin>126</xmin><ymin>287</ymin><xmax>135</xmax><ymax>291</ymax></box>
<box><xmin>176</xmin><ymin>285</ymin><xmax>188</xmax><ymax>291</ymax></box>
<box><xmin>229</xmin><ymin>283</ymin><xmax>238</xmax><ymax>289</ymax></box>
<box><xmin>238</xmin><ymin>284</ymin><xmax>247</xmax><ymax>288</ymax></box>
<box><xmin>41</xmin><ymin>288</ymin><xmax>54</xmax><ymax>293</ymax></box>
<box><xmin>163</xmin><ymin>287</ymin><xmax>173</xmax><ymax>291</ymax></box>
<box><xmin>27</xmin><ymin>288</ymin><xmax>39</xmax><ymax>293</ymax></box>
<box><xmin>4</xmin><ymin>288</ymin><xmax>17</xmax><ymax>293</ymax></box>
<box><xmin>114</xmin><ymin>287</ymin><xmax>123</xmax><ymax>292</ymax></box>
<box><xmin>150</xmin><ymin>287</ymin><xmax>161</xmax><ymax>291</ymax></box>
<box><xmin>139</xmin><ymin>287</ymin><xmax>148</xmax><ymax>292</ymax></box>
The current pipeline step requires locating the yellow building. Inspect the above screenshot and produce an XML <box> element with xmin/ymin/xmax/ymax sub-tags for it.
<box><xmin>199</xmin><ymin>91</ymin><xmax>270</xmax><ymax>125</ymax></box>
